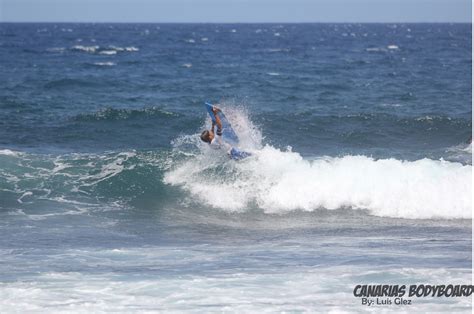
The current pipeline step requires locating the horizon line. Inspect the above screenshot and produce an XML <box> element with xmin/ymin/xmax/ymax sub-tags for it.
<box><xmin>0</xmin><ymin>21</ymin><xmax>471</xmax><ymax>24</ymax></box>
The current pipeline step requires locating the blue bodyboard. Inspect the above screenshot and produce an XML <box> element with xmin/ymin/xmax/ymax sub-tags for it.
<box><xmin>229</xmin><ymin>147</ymin><xmax>252</xmax><ymax>160</ymax></box>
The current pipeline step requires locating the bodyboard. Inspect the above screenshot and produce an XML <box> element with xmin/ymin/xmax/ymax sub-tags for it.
<box><xmin>229</xmin><ymin>147</ymin><xmax>252</xmax><ymax>160</ymax></box>
<box><xmin>205</xmin><ymin>102</ymin><xmax>239</xmax><ymax>146</ymax></box>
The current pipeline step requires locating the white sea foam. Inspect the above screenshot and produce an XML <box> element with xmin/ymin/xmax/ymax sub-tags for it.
<box><xmin>106</xmin><ymin>45</ymin><xmax>139</xmax><ymax>52</ymax></box>
<box><xmin>71</xmin><ymin>45</ymin><xmax>138</xmax><ymax>54</ymax></box>
<box><xmin>387</xmin><ymin>45</ymin><xmax>399</xmax><ymax>50</ymax></box>
<box><xmin>79</xmin><ymin>151</ymin><xmax>136</xmax><ymax>187</ymax></box>
<box><xmin>165</xmin><ymin>109</ymin><xmax>472</xmax><ymax>220</ymax></box>
<box><xmin>125</xmin><ymin>46</ymin><xmax>139</xmax><ymax>52</ymax></box>
<box><xmin>1</xmin><ymin>150</ymin><xmax>137</xmax><ymax>218</ymax></box>
<box><xmin>93</xmin><ymin>62</ymin><xmax>116</xmax><ymax>66</ymax></box>
<box><xmin>17</xmin><ymin>191</ymin><xmax>33</xmax><ymax>204</ymax></box>
<box><xmin>379</xmin><ymin>103</ymin><xmax>402</xmax><ymax>107</ymax></box>
<box><xmin>99</xmin><ymin>50</ymin><xmax>117</xmax><ymax>55</ymax></box>
<box><xmin>71</xmin><ymin>45</ymin><xmax>99</xmax><ymax>53</ymax></box>
<box><xmin>0</xmin><ymin>256</ymin><xmax>470</xmax><ymax>312</ymax></box>
<box><xmin>267</xmin><ymin>72</ymin><xmax>280</xmax><ymax>76</ymax></box>
<box><xmin>0</xmin><ymin>149</ymin><xmax>21</xmax><ymax>156</ymax></box>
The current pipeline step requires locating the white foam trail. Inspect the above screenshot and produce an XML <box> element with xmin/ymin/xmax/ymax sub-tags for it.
<box><xmin>108</xmin><ymin>45</ymin><xmax>139</xmax><ymax>52</ymax></box>
<box><xmin>93</xmin><ymin>62</ymin><xmax>116</xmax><ymax>66</ymax></box>
<box><xmin>70</xmin><ymin>45</ymin><xmax>138</xmax><ymax>54</ymax></box>
<box><xmin>71</xmin><ymin>45</ymin><xmax>99</xmax><ymax>53</ymax></box>
<box><xmin>99</xmin><ymin>50</ymin><xmax>117</xmax><ymax>55</ymax></box>
<box><xmin>1</xmin><ymin>150</ymin><xmax>137</xmax><ymax>218</ymax></box>
<box><xmin>79</xmin><ymin>152</ymin><xmax>136</xmax><ymax>187</ymax></box>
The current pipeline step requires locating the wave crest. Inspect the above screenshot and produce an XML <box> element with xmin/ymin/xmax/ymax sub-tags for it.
<box><xmin>164</xmin><ymin>147</ymin><xmax>472</xmax><ymax>219</ymax></box>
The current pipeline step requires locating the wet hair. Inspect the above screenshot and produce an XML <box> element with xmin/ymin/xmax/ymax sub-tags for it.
<box><xmin>200</xmin><ymin>130</ymin><xmax>211</xmax><ymax>143</ymax></box>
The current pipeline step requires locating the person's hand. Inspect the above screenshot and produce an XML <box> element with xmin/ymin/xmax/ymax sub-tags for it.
<box><xmin>212</xmin><ymin>105</ymin><xmax>221</xmax><ymax>113</ymax></box>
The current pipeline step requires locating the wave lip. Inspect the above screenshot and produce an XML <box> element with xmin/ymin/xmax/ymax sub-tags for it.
<box><xmin>256</xmin><ymin>152</ymin><xmax>471</xmax><ymax>219</ymax></box>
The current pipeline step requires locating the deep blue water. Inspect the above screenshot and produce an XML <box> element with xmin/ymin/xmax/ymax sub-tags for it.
<box><xmin>0</xmin><ymin>23</ymin><xmax>471</xmax><ymax>156</ymax></box>
<box><xmin>0</xmin><ymin>23</ymin><xmax>472</xmax><ymax>312</ymax></box>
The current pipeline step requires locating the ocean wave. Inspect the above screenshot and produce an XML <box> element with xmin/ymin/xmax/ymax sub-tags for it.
<box><xmin>1</xmin><ymin>145</ymin><xmax>470</xmax><ymax>221</ymax></box>
<box><xmin>92</xmin><ymin>62</ymin><xmax>116</xmax><ymax>67</ymax></box>
<box><xmin>71</xmin><ymin>107</ymin><xmax>178</xmax><ymax>122</ymax></box>
<box><xmin>99</xmin><ymin>50</ymin><xmax>117</xmax><ymax>55</ymax></box>
<box><xmin>70</xmin><ymin>45</ymin><xmax>139</xmax><ymax>54</ymax></box>
<box><xmin>165</xmin><ymin>147</ymin><xmax>472</xmax><ymax>219</ymax></box>
<box><xmin>43</xmin><ymin>78</ymin><xmax>97</xmax><ymax>89</ymax></box>
<box><xmin>1</xmin><ymin>106</ymin><xmax>470</xmax><ymax>221</ymax></box>
<box><xmin>71</xmin><ymin>45</ymin><xmax>99</xmax><ymax>53</ymax></box>
<box><xmin>164</xmin><ymin>108</ymin><xmax>472</xmax><ymax>220</ymax></box>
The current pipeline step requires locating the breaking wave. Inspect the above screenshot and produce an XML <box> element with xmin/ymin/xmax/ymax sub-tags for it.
<box><xmin>1</xmin><ymin>108</ymin><xmax>471</xmax><ymax>220</ymax></box>
<box><xmin>164</xmin><ymin>108</ymin><xmax>472</xmax><ymax>219</ymax></box>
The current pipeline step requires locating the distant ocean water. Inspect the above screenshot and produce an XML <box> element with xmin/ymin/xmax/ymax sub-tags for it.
<box><xmin>0</xmin><ymin>23</ymin><xmax>472</xmax><ymax>312</ymax></box>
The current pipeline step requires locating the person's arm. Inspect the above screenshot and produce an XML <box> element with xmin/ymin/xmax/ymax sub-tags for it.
<box><xmin>212</xmin><ymin>106</ymin><xmax>223</xmax><ymax>136</ymax></box>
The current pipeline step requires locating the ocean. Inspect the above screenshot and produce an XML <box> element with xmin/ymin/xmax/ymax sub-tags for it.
<box><xmin>0</xmin><ymin>23</ymin><xmax>472</xmax><ymax>312</ymax></box>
